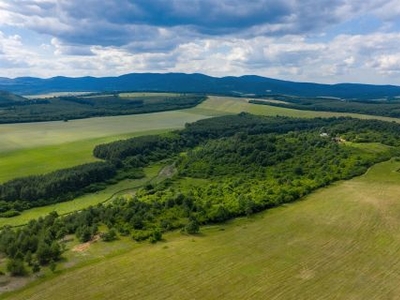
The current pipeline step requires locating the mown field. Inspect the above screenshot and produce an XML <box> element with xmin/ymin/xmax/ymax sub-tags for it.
<box><xmin>3</xmin><ymin>159</ymin><xmax>400</xmax><ymax>299</ymax></box>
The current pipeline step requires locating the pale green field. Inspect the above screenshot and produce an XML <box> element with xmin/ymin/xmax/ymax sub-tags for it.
<box><xmin>0</xmin><ymin>110</ymin><xmax>210</xmax><ymax>182</ymax></box>
<box><xmin>0</xmin><ymin>110</ymin><xmax>209</xmax><ymax>152</ymax></box>
<box><xmin>118</xmin><ymin>92</ymin><xmax>180</xmax><ymax>98</ymax></box>
<box><xmin>4</xmin><ymin>159</ymin><xmax>400</xmax><ymax>299</ymax></box>
<box><xmin>197</xmin><ymin>96</ymin><xmax>400</xmax><ymax>121</ymax></box>
<box><xmin>0</xmin><ymin>130</ymin><xmax>169</xmax><ymax>183</ymax></box>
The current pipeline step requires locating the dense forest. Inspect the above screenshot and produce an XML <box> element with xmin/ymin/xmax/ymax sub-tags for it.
<box><xmin>250</xmin><ymin>96</ymin><xmax>400</xmax><ymax>118</ymax></box>
<box><xmin>0</xmin><ymin>93</ymin><xmax>206</xmax><ymax>123</ymax></box>
<box><xmin>1</xmin><ymin>113</ymin><xmax>400</xmax><ymax>275</ymax></box>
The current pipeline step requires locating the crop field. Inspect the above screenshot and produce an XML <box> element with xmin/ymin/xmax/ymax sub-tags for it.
<box><xmin>4</xmin><ymin>159</ymin><xmax>400</xmax><ymax>299</ymax></box>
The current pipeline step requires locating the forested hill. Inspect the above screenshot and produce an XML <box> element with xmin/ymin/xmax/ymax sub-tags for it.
<box><xmin>0</xmin><ymin>90</ymin><xmax>27</xmax><ymax>105</ymax></box>
<box><xmin>1</xmin><ymin>73</ymin><xmax>400</xmax><ymax>99</ymax></box>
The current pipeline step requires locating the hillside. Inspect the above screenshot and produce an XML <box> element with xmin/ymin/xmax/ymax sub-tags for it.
<box><xmin>0</xmin><ymin>91</ymin><xmax>27</xmax><ymax>105</ymax></box>
<box><xmin>1</xmin><ymin>73</ymin><xmax>400</xmax><ymax>99</ymax></box>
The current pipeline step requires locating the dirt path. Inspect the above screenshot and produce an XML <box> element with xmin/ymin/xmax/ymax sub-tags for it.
<box><xmin>72</xmin><ymin>235</ymin><xmax>100</xmax><ymax>253</ymax></box>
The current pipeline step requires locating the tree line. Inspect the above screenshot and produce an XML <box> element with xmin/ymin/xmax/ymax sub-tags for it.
<box><xmin>250</xmin><ymin>97</ymin><xmax>400</xmax><ymax>119</ymax></box>
<box><xmin>0</xmin><ymin>93</ymin><xmax>206</xmax><ymax>124</ymax></box>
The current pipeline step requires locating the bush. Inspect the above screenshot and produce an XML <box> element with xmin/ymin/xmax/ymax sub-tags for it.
<box><xmin>7</xmin><ymin>259</ymin><xmax>28</xmax><ymax>276</ymax></box>
<box><xmin>101</xmin><ymin>229</ymin><xmax>118</xmax><ymax>242</ymax></box>
<box><xmin>0</xmin><ymin>210</ymin><xmax>21</xmax><ymax>218</ymax></box>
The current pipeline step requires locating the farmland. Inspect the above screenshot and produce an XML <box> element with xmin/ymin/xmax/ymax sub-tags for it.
<box><xmin>3</xmin><ymin>159</ymin><xmax>400</xmax><ymax>299</ymax></box>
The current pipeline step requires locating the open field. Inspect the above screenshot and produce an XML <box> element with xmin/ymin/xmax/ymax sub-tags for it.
<box><xmin>0</xmin><ymin>130</ymin><xmax>171</xmax><ymax>183</ymax></box>
<box><xmin>195</xmin><ymin>96</ymin><xmax>400</xmax><ymax>121</ymax></box>
<box><xmin>0</xmin><ymin>110</ymin><xmax>210</xmax><ymax>182</ymax></box>
<box><xmin>118</xmin><ymin>92</ymin><xmax>181</xmax><ymax>98</ymax></box>
<box><xmin>3</xmin><ymin>159</ymin><xmax>400</xmax><ymax>299</ymax></box>
<box><xmin>0</xmin><ymin>110</ymin><xmax>210</xmax><ymax>152</ymax></box>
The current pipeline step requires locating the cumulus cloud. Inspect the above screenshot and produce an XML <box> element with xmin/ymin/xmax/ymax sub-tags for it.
<box><xmin>1</xmin><ymin>0</ymin><xmax>392</xmax><ymax>48</ymax></box>
<box><xmin>1</xmin><ymin>0</ymin><xmax>400</xmax><ymax>83</ymax></box>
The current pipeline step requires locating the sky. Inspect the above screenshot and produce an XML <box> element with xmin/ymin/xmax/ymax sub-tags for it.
<box><xmin>1</xmin><ymin>0</ymin><xmax>400</xmax><ymax>84</ymax></box>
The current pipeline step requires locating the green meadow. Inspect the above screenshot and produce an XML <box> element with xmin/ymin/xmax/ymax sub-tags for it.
<box><xmin>4</xmin><ymin>159</ymin><xmax>400</xmax><ymax>299</ymax></box>
<box><xmin>0</xmin><ymin>110</ymin><xmax>209</xmax><ymax>182</ymax></box>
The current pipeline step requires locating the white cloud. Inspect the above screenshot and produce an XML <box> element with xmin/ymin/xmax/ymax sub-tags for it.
<box><xmin>0</xmin><ymin>0</ymin><xmax>400</xmax><ymax>84</ymax></box>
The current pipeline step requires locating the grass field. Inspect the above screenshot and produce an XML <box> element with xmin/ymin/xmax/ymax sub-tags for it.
<box><xmin>0</xmin><ymin>110</ymin><xmax>210</xmax><ymax>182</ymax></box>
<box><xmin>3</xmin><ymin>159</ymin><xmax>400</xmax><ymax>299</ymax></box>
<box><xmin>195</xmin><ymin>96</ymin><xmax>400</xmax><ymax>122</ymax></box>
<box><xmin>118</xmin><ymin>92</ymin><xmax>180</xmax><ymax>98</ymax></box>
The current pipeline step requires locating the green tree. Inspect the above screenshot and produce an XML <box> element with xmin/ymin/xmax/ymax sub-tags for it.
<box><xmin>184</xmin><ymin>217</ymin><xmax>200</xmax><ymax>234</ymax></box>
<box><xmin>7</xmin><ymin>259</ymin><xmax>27</xmax><ymax>276</ymax></box>
<box><xmin>149</xmin><ymin>228</ymin><xmax>162</xmax><ymax>244</ymax></box>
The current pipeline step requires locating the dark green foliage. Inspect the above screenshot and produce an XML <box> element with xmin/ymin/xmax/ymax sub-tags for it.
<box><xmin>49</xmin><ymin>260</ymin><xmax>56</xmax><ymax>273</ymax></box>
<box><xmin>149</xmin><ymin>228</ymin><xmax>163</xmax><ymax>244</ymax></box>
<box><xmin>6</xmin><ymin>259</ymin><xmax>28</xmax><ymax>276</ymax></box>
<box><xmin>93</xmin><ymin>134</ymin><xmax>182</xmax><ymax>161</ymax></box>
<box><xmin>184</xmin><ymin>216</ymin><xmax>200</xmax><ymax>234</ymax></box>
<box><xmin>101</xmin><ymin>228</ymin><xmax>118</xmax><ymax>242</ymax></box>
<box><xmin>0</xmin><ymin>162</ymin><xmax>117</xmax><ymax>210</ymax></box>
<box><xmin>250</xmin><ymin>96</ymin><xmax>400</xmax><ymax>119</ymax></box>
<box><xmin>0</xmin><ymin>93</ymin><xmax>206</xmax><ymax>124</ymax></box>
<box><xmin>0</xmin><ymin>210</ymin><xmax>20</xmax><ymax>218</ymax></box>
<box><xmin>31</xmin><ymin>262</ymin><xmax>40</xmax><ymax>273</ymax></box>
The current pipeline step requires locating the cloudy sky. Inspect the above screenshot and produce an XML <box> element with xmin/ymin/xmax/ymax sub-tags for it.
<box><xmin>1</xmin><ymin>0</ymin><xmax>400</xmax><ymax>84</ymax></box>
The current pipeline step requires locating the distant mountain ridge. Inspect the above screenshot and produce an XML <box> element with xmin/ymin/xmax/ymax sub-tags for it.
<box><xmin>1</xmin><ymin>73</ymin><xmax>400</xmax><ymax>99</ymax></box>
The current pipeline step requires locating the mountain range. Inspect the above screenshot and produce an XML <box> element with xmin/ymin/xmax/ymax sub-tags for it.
<box><xmin>1</xmin><ymin>73</ymin><xmax>400</xmax><ymax>99</ymax></box>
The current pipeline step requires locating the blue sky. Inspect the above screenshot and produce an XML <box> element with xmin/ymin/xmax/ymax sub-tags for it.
<box><xmin>1</xmin><ymin>0</ymin><xmax>400</xmax><ymax>84</ymax></box>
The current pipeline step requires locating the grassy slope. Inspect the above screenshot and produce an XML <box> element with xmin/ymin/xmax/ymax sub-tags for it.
<box><xmin>4</xmin><ymin>159</ymin><xmax>400</xmax><ymax>299</ymax></box>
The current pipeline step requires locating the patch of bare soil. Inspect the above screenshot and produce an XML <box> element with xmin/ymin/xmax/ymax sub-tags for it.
<box><xmin>0</xmin><ymin>275</ymin><xmax>37</xmax><ymax>294</ymax></box>
<box><xmin>72</xmin><ymin>235</ymin><xmax>100</xmax><ymax>253</ymax></box>
<box><xmin>158</xmin><ymin>164</ymin><xmax>176</xmax><ymax>178</ymax></box>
